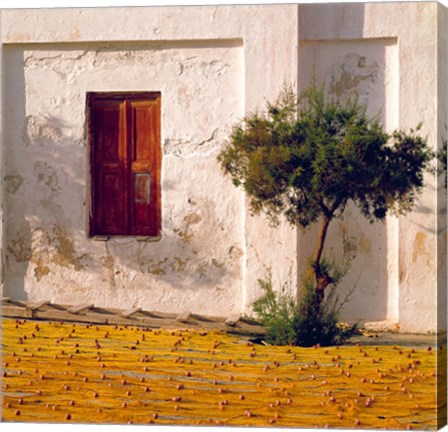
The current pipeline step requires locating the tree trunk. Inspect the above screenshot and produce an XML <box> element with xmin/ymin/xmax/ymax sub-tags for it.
<box><xmin>311</xmin><ymin>215</ymin><xmax>333</xmax><ymax>304</ymax></box>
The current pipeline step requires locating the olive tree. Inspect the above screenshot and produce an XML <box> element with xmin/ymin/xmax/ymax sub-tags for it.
<box><xmin>218</xmin><ymin>86</ymin><xmax>434</xmax><ymax>309</ymax></box>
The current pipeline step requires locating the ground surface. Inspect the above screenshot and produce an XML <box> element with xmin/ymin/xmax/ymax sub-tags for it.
<box><xmin>1</xmin><ymin>318</ymin><xmax>445</xmax><ymax>428</ymax></box>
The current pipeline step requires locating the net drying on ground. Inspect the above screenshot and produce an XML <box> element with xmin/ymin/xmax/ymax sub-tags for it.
<box><xmin>1</xmin><ymin>318</ymin><xmax>444</xmax><ymax>428</ymax></box>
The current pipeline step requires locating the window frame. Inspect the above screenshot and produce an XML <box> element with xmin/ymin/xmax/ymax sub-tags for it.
<box><xmin>87</xmin><ymin>91</ymin><xmax>162</xmax><ymax>240</ymax></box>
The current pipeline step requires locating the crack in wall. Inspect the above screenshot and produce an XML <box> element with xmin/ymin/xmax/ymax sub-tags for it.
<box><xmin>163</xmin><ymin>128</ymin><xmax>221</xmax><ymax>156</ymax></box>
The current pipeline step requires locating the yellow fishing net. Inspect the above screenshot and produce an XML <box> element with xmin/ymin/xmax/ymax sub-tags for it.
<box><xmin>1</xmin><ymin>318</ymin><xmax>443</xmax><ymax>429</ymax></box>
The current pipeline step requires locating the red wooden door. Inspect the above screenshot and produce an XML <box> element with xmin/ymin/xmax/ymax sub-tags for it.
<box><xmin>89</xmin><ymin>93</ymin><xmax>161</xmax><ymax>237</ymax></box>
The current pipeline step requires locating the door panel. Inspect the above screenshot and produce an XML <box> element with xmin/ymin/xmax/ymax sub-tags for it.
<box><xmin>92</xmin><ymin>99</ymin><xmax>127</xmax><ymax>235</ymax></box>
<box><xmin>129</xmin><ymin>97</ymin><xmax>161</xmax><ymax>236</ymax></box>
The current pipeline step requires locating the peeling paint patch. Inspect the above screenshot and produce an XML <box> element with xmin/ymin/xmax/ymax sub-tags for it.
<box><xmin>338</xmin><ymin>222</ymin><xmax>358</xmax><ymax>259</ymax></box>
<box><xmin>51</xmin><ymin>226</ymin><xmax>90</xmax><ymax>271</ymax></box>
<box><xmin>4</xmin><ymin>175</ymin><xmax>24</xmax><ymax>195</ymax></box>
<box><xmin>174</xmin><ymin>257</ymin><xmax>187</xmax><ymax>272</ymax></box>
<box><xmin>8</xmin><ymin>227</ymin><xmax>92</xmax><ymax>282</ymax></box>
<box><xmin>29</xmin><ymin>229</ymin><xmax>52</xmax><ymax>282</ymax></box>
<box><xmin>33</xmin><ymin>263</ymin><xmax>50</xmax><ymax>281</ymax></box>
<box><xmin>141</xmin><ymin>257</ymin><xmax>168</xmax><ymax>275</ymax></box>
<box><xmin>184</xmin><ymin>212</ymin><xmax>202</xmax><ymax>225</ymax></box>
<box><xmin>211</xmin><ymin>258</ymin><xmax>224</xmax><ymax>268</ymax></box>
<box><xmin>359</xmin><ymin>233</ymin><xmax>372</xmax><ymax>254</ymax></box>
<box><xmin>141</xmin><ymin>256</ymin><xmax>188</xmax><ymax>275</ymax></box>
<box><xmin>149</xmin><ymin>267</ymin><xmax>166</xmax><ymax>276</ymax></box>
<box><xmin>23</xmin><ymin>115</ymin><xmax>63</xmax><ymax>147</ymax></box>
<box><xmin>327</xmin><ymin>53</ymin><xmax>379</xmax><ymax>100</ymax></box>
<box><xmin>176</xmin><ymin>212</ymin><xmax>205</xmax><ymax>244</ymax></box>
<box><xmin>7</xmin><ymin>234</ymin><xmax>31</xmax><ymax>263</ymax></box>
<box><xmin>34</xmin><ymin>162</ymin><xmax>60</xmax><ymax>191</ymax></box>
<box><xmin>196</xmin><ymin>262</ymin><xmax>208</xmax><ymax>279</ymax></box>
<box><xmin>100</xmin><ymin>255</ymin><xmax>114</xmax><ymax>274</ymax></box>
<box><xmin>175</xmin><ymin>228</ymin><xmax>194</xmax><ymax>244</ymax></box>
<box><xmin>229</xmin><ymin>246</ymin><xmax>244</xmax><ymax>260</ymax></box>
<box><xmin>412</xmin><ymin>232</ymin><xmax>428</xmax><ymax>264</ymax></box>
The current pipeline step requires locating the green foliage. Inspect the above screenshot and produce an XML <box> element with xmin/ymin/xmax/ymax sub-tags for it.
<box><xmin>218</xmin><ymin>85</ymin><xmax>434</xmax><ymax>227</ymax></box>
<box><xmin>293</xmin><ymin>279</ymin><xmax>355</xmax><ymax>347</ymax></box>
<box><xmin>252</xmin><ymin>277</ymin><xmax>298</xmax><ymax>346</ymax></box>
<box><xmin>253</xmin><ymin>263</ymin><xmax>357</xmax><ymax>347</ymax></box>
<box><xmin>222</xmin><ymin>85</ymin><xmax>433</xmax><ymax>346</ymax></box>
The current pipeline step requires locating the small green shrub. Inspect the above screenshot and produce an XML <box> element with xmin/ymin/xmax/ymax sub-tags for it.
<box><xmin>252</xmin><ymin>277</ymin><xmax>298</xmax><ymax>346</ymax></box>
<box><xmin>253</xmin><ymin>260</ymin><xmax>357</xmax><ymax>347</ymax></box>
<box><xmin>292</xmin><ymin>278</ymin><xmax>356</xmax><ymax>347</ymax></box>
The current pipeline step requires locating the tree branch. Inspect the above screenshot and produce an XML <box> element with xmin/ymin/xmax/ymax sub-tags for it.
<box><xmin>313</xmin><ymin>215</ymin><xmax>331</xmax><ymax>278</ymax></box>
<box><xmin>318</xmin><ymin>199</ymin><xmax>331</xmax><ymax>218</ymax></box>
<box><xmin>330</xmin><ymin>197</ymin><xmax>344</xmax><ymax>214</ymax></box>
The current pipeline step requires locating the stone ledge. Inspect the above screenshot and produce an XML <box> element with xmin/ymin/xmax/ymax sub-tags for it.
<box><xmin>0</xmin><ymin>297</ymin><xmax>266</xmax><ymax>337</ymax></box>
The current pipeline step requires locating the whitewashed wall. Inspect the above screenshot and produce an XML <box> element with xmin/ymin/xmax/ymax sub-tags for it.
<box><xmin>0</xmin><ymin>3</ymin><xmax>445</xmax><ymax>332</ymax></box>
<box><xmin>0</xmin><ymin>5</ymin><xmax>298</xmax><ymax>317</ymax></box>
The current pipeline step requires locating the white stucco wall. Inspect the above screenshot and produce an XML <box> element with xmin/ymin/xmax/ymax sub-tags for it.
<box><xmin>4</xmin><ymin>41</ymin><xmax>245</xmax><ymax>314</ymax></box>
<box><xmin>0</xmin><ymin>5</ymin><xmax>298</xmax><ymax>317</ymax></box>
<box><xmin>0</xmin><ymin>3</ymin><xmax>445</xmax><ymax>333</ymax></box>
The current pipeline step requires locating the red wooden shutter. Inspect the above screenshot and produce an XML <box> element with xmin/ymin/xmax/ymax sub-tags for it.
<box><xmin>89</xmin><ymin>93</ymin><xmax>161</xmax><ymax>237</ymax></box>
<box><xmin>92</xmin><ymin>98</ymin><xmax>127</xmax><ymax>235</ymax></box>
<box><xmin>128</xmin><ymin>97</ymin><xmax>161</xmax><ymax>236</ymax></box>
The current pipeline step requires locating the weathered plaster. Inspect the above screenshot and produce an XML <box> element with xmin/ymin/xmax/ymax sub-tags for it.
<box><xmin>4</xmin><ymin>41</ymin><xmax>245</xmax><ymax>314</ymax></box>
<box><xmin>4</xmin><ymin>175</ymin><xmax>23</xmax><ymax>195</ymax></box>
<box><xmin>1</xmin><ymin>5</ymin><xmax>299</xmax><ymax>317</ymax></box>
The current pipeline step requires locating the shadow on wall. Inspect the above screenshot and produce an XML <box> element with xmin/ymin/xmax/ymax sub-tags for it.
<box><xmin>4</xmin><ymin>45</ymin><xmax>29</xmax><ymax>301</ymax></box>
<box><xmin>3</xmin><ymin>44</ymin><xmax>107</xmax><ymax>301</ymax></box>
<box><xmin>3</xmin><ymin>70</ymin><xmax>100</xmax><ymax>301</ymax></box>
<box><xmin>416</xmin><ymin>159</ymin><xmax>447</xmax><ymax>334</ymax></box>
<box><xmin>297</xmin><ymin>3</ymin><xmax>393</xmax><ymax>323</ymax></box>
